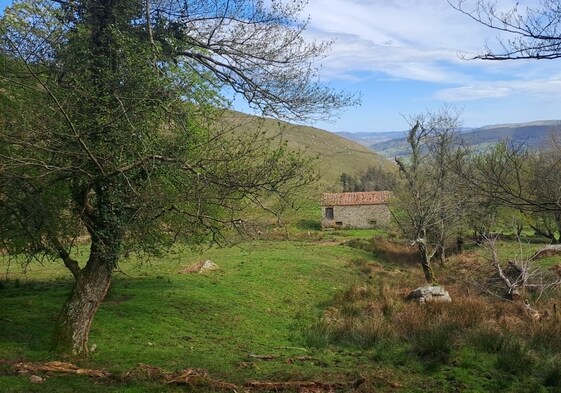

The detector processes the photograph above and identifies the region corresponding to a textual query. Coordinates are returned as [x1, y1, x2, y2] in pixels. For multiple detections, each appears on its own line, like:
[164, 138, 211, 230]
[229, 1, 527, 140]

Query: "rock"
[199, 260, 219, 272]
[179, 260, 219, 274]
[29, 375, 44, 384]
[406, 285, 452, 303]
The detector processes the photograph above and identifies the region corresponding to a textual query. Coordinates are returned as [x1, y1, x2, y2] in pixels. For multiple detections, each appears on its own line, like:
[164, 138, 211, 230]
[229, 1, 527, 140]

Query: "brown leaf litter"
[9, 359, 397, 392]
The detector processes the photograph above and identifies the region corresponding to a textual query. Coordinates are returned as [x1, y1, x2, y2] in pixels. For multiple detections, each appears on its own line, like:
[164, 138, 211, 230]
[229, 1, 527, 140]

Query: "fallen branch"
[531, 245, 561, 260]
[15, 361, 111, 378]
[244, 380, 343, 392]
[248, 354, 279, 361]
[273, 346, 308, 352]
[9, 359, 370, 392]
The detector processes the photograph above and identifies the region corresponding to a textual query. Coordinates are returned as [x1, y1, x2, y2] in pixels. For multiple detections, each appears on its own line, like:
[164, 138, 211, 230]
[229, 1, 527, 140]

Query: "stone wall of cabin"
[321, 204, 391, 229]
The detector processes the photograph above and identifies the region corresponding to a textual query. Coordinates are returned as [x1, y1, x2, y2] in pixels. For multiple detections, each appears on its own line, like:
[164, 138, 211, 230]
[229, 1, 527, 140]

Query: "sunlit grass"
[2, 233, 561, 392]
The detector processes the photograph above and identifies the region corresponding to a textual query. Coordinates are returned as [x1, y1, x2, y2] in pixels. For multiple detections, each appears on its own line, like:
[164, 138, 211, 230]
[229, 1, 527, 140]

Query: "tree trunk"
[555, 212, 561, 244]
[436, 244, 446, 265]
[51, 239, 115, 355]
[456, 237, 464, 254]
[417, 240, 436, 284]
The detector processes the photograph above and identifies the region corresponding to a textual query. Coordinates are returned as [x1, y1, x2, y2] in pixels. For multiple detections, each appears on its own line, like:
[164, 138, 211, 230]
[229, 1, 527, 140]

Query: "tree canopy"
[0, 0, 354, 355]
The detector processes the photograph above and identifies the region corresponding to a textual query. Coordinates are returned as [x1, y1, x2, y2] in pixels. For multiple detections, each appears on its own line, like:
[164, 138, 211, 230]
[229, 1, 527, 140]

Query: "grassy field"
[0, 231, 378, 392]
[2, 227, 561, 392]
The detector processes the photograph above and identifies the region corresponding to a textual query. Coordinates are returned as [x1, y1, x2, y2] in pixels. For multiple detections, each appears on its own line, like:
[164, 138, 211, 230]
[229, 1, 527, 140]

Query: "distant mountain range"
[337, 120, 561, 158]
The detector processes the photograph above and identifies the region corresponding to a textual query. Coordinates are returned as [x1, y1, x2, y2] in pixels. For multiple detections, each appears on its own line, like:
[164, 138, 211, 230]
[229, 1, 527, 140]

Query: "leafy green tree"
[0, 0, 355, 355]
[339, 172, 359, 192]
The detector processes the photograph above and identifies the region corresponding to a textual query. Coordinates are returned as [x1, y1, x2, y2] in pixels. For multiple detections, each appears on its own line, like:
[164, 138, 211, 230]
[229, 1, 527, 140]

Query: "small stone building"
[321, 191, 391, 229]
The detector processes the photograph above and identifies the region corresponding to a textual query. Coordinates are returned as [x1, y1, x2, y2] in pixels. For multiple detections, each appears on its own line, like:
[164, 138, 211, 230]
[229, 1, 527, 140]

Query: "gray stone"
[406, 285, 452, 303]
[179, 260, 219, 274]
[29, 375, 44, 384]
[199, 260, 219, 272]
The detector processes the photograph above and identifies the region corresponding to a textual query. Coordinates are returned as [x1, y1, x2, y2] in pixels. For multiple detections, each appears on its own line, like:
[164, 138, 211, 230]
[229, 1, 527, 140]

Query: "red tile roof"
[321, 191, 391, 206]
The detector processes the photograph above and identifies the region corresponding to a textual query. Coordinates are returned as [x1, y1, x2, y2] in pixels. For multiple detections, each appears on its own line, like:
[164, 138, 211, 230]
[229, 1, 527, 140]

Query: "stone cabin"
[321, 191, 391, 229]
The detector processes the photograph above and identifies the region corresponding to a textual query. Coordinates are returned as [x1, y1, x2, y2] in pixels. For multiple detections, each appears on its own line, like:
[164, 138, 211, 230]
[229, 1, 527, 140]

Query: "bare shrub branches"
[452, 0, 561, 60]
[479, 233, 561, 301]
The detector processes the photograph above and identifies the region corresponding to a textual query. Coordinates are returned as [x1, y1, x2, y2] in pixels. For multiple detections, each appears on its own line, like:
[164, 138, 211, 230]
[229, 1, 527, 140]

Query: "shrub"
[543, 357, 561, 387]
[495, 337, 535, 376]
[407, 322, 456, 364]
[304, 322, 331, 348]
[529, 317, 561, 353]
[468, 326, 506, 354]
[346, 237, 418, 266]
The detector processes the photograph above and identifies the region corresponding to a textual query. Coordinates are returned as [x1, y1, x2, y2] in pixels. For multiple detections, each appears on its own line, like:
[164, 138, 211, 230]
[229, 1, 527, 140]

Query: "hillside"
[3, 233, 560, 392]
[335, 131, 404, 147]
[362, 120, 561, 158]
[224, 112, 394, 187]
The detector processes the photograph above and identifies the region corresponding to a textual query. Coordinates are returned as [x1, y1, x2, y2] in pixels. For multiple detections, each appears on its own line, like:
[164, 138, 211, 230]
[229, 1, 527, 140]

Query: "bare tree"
[394, 107, 465, 284]
[451, 0, 561, 60]
[478, 233, 561, 302]
[453, 139, 561, 217]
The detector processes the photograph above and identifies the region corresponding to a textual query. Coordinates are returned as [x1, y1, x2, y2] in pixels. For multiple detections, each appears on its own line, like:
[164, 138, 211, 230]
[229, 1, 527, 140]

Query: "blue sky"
[2, 0, 559, 132]
[301, 0, 561, 132]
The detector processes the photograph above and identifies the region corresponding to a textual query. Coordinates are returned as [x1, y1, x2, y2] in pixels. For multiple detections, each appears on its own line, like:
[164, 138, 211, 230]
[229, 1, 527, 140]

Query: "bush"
[543, 357, 561, 387]
[495, 337, 535, 376]
[530, 317, 561, 353]
[468, 326, 506, 354]
[407, 323, 455, 364]
[346, 237, 419, 266]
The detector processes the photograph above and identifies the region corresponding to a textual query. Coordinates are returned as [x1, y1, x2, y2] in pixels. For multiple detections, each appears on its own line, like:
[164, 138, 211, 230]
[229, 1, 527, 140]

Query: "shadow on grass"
[0, 278, 73, 351]
[0, 276, 210, 354]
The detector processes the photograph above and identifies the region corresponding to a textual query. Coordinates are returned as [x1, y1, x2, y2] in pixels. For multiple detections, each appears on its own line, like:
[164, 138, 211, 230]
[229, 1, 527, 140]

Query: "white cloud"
[436, 77, 561, 101]
[295, 0, 561, 130]
[310, 31, 469, 83]
[302, 0, 552, 87]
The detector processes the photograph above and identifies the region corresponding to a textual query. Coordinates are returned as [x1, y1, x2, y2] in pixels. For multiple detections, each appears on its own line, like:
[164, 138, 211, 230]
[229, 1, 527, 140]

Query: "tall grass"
[308, 252, 561, 384]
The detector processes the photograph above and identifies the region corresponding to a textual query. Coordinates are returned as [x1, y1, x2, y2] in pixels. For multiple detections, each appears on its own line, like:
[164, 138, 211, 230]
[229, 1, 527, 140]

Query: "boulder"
[179, 260, 219, 274]
[29, 375, 44, 384]
[406, 285, 451, 303]
[199, 260, 219, 272]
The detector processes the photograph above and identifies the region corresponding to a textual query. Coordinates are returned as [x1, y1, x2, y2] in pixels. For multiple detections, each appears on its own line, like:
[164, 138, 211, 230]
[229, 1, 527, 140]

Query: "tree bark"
[51, 238, 116, 355]
[555, 212, 561, 244]
[417, 240, 436, 284]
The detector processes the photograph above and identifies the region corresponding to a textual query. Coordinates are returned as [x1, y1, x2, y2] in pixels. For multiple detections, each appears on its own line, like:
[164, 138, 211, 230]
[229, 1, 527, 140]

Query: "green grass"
[2, 234, 561, 392]
[0, 240, 376, 390]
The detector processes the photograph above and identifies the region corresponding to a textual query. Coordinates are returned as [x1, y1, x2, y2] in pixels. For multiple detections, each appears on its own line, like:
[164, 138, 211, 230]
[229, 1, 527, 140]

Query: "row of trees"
[391, 0, 561, 286]
[340, 166, 397, 192]
[392, 106, 561, 286]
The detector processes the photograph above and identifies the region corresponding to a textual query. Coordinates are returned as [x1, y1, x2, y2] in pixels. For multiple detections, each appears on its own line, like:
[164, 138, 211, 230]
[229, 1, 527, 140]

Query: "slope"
[223, 111, 394, 187]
